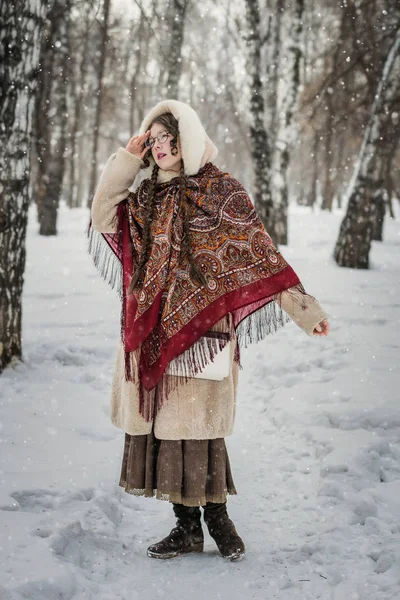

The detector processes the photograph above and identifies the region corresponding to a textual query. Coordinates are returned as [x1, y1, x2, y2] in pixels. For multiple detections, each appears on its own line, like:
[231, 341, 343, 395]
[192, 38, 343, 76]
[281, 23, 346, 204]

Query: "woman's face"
[149, 122, 182, 172]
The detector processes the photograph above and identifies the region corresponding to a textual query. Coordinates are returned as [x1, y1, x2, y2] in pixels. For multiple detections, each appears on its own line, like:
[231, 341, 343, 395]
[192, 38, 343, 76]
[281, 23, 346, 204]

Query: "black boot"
[203, 502, 245, 561]
[147, 503, 204, 559]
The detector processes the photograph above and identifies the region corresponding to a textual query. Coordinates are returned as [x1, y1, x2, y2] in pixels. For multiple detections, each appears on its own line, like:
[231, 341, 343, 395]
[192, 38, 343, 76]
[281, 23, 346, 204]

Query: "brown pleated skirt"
[119, 428, 237, 506]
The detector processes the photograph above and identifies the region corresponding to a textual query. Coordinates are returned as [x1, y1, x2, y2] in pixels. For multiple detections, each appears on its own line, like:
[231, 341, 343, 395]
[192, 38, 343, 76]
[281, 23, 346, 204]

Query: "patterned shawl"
[89, 162, 305, 420]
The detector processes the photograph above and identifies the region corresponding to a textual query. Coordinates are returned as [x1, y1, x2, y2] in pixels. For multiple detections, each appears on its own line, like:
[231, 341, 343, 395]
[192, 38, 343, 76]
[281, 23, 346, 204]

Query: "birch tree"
[34, 0, 71, 235]
[244, 0, 304, 244]
[244, 0, 275, 237]
[334, 29, 400, 269]
[0, 0, 48, 371]
[88, 0, 111, 207]
[270, 0, 304, 243]
[67, 0, 94, 208]
[127, 12, 146, 134]
[163, 0, 190, 98]
[371, 127, 399, 241]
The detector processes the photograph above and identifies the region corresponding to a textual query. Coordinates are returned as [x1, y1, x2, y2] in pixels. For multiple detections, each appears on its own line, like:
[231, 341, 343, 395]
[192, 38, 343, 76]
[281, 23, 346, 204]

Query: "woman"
[89, 99, 330, 562]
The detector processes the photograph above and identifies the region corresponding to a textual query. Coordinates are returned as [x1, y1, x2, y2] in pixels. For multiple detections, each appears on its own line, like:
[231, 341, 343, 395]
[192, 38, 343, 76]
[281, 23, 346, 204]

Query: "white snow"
[0, 202, 399, 600]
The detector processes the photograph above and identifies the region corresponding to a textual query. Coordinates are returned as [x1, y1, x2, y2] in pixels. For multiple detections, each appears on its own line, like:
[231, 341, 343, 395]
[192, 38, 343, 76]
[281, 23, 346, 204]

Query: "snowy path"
[0, 204, 399, 600]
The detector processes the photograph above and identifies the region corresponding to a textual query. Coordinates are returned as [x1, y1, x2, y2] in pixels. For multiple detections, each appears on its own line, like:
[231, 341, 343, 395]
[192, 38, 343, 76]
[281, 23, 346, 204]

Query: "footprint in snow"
[47, 500, 125, 580]
[0, 488, 95, 512]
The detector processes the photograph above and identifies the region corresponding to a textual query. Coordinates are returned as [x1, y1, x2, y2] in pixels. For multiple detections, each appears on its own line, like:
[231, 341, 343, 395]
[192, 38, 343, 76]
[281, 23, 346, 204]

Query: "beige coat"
[91, 146, 329, 440]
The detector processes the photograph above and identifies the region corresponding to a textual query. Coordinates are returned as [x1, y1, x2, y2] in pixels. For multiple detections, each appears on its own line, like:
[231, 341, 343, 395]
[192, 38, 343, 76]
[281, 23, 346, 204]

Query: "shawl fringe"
[124, 329, 236, 422]
[165, 331, 231, 379]
[235, 297, 291, 348]
[87, 224, 123, 299]
[235, 281, 311, 348]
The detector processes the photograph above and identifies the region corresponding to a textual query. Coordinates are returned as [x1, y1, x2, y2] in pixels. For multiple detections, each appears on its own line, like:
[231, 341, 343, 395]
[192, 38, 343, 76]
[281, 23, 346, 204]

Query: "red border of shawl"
[137, 265, 300, 390]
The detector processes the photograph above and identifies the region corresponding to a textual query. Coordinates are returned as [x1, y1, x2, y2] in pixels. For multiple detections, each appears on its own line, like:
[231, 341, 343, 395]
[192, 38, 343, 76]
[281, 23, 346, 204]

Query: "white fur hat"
[138, 99, 218, 177]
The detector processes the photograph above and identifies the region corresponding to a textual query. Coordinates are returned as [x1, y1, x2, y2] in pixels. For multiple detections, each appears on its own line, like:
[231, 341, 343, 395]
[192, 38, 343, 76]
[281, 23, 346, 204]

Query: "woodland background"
[1, 0, 399, 370]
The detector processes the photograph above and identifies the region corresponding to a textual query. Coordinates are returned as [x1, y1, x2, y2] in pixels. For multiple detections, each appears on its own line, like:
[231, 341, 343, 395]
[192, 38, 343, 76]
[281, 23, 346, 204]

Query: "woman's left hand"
[312, 318, 330, 336]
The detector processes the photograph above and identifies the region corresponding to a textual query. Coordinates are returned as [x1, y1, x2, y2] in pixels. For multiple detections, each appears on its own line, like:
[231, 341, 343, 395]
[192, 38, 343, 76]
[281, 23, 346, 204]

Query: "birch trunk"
[88, 0, 111, 208]
[334, 29, 400, 268]
[37, 0, 71, 235]
[321, 91, 335, 211]
[244, 0, 275, 236]
[67, 1, 92, 208]
[128, 14, 145, 134]
[271, 0, 304, 244]
[309, 129, 320, 207]
[0, 0, 47, 371]
[371, 133, 399, 241]
[163, 0, 190, 99]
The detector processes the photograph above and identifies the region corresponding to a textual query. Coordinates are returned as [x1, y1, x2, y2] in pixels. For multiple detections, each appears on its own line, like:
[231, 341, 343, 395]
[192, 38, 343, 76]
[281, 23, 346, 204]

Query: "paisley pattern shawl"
[88, 162, 304, 420]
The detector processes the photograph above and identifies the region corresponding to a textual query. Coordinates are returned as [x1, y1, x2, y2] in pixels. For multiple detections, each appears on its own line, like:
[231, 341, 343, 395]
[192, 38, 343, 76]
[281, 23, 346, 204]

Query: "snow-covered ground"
[0, 202, 399, 600]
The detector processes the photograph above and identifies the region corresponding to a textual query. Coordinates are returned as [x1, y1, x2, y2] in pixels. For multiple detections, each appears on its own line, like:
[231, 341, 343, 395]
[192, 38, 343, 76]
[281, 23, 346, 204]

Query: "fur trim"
[138, 99, 218, 176]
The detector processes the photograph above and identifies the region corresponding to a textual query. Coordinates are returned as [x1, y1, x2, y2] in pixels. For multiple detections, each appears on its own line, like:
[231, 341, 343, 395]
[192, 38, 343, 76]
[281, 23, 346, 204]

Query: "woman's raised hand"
[312, 318, 330, 336]
[125, 130, 151, 160]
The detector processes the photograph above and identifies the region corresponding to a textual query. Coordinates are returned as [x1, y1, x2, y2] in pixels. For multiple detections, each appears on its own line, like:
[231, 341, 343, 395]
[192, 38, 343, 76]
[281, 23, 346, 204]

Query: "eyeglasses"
[144, 130, 172, 149]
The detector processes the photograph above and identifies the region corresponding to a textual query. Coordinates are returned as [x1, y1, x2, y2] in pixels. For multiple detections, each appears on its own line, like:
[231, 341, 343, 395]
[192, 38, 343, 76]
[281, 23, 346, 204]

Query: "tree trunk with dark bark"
[321, 91, 335, 211]
[371, 115, 400, 241]
[163, 0, 190, 99]
[334, 29, 400, 268]
[37, 0, 71, 235]
[88, 0, 111, 208]
[308, 129, 320, 207]
[67, 1, 92, 208]
[244, 0, 275, 238]
[128, 14, 145, 135]
[0, 0, 48, 371]
[271, 0, 304, 244]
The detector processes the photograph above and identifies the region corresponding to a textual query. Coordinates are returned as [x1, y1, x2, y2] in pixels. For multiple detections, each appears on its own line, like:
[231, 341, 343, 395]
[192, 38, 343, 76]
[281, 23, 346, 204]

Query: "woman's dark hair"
[128, 112, 207, 294]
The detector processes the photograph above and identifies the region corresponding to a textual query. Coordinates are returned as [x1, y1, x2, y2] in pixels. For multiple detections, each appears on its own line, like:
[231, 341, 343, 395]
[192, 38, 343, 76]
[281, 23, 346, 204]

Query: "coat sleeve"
[91, 148, 144, 233]
[274, 285, 329, 336]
